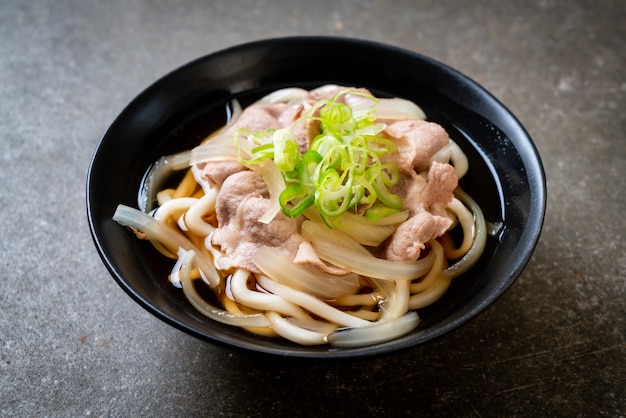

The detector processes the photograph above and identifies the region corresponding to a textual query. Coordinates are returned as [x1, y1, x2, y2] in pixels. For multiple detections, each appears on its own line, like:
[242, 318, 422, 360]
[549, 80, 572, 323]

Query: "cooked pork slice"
[420, 161, 458, 218]
[195, 160, 247, 188]
[382, 120, 450, 171]
[211, 170, 303, 273]
[388, 165, 427, 215]
[385, 211, 452, 262]
[384, 161, 457, 261]
[214, 171, 268, 226]
[224, 102, 316, 153]
[225, 103, 304, 136]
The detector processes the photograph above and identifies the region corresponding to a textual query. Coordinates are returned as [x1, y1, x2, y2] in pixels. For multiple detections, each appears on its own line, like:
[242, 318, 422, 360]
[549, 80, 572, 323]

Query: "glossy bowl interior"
[87, 37, 546, 359]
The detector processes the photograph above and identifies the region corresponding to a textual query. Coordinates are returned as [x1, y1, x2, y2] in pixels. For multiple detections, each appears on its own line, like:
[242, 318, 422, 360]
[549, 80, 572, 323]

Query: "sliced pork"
[195, 160, 247, 188]
[211, 171, 303, 273]
[384, 162, 457, 261]
[382, 119, 450, 172]
[420, 161, 458, 218]
[385, 211, 452, 262]
[224, 102, 304, 136]
[224, 102, 316, 153]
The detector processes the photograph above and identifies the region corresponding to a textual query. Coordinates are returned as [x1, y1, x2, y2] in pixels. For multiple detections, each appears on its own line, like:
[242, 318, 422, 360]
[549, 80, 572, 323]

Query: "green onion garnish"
[236, 89, 403, 224]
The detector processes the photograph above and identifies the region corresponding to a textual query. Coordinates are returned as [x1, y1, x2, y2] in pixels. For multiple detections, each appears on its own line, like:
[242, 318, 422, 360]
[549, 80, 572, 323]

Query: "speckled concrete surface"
[1, 1, 624, 416]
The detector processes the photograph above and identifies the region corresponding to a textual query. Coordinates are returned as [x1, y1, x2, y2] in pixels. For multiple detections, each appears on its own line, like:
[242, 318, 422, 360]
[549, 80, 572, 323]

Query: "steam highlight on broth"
[113, 85, 487, 347]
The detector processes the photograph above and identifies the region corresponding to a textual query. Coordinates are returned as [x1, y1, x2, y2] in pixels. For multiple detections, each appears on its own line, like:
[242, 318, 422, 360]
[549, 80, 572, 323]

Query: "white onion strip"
[113, 204, 221, 288]
[378, 279, 410, 322]
[301, 220, 434, 280]
[257, 88, 309, 105]
[253, 246, 360, 300]
[309, 235, 435, 281]
[143, 151, 192, 212]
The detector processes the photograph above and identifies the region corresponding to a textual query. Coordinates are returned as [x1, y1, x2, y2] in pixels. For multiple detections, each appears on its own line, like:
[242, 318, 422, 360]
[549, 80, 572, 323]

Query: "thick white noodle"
[257, 88, 309, 106]
[410, 240, 445, 293]
[327, 312, 421, 347]
[182, 189, 218, 237]
[256, 275, 370, 329]
[229, 269, 310, 320]
[445, 189, 487, 279]
[153, 197, 198, 223]
[178, 251, 271, 328]
[445, 198, 475, 259]
[376, 98, 427, 121]
[449, 139, 469, 179]
[408, 275, 452, 310]
[265, 311, 328, 346]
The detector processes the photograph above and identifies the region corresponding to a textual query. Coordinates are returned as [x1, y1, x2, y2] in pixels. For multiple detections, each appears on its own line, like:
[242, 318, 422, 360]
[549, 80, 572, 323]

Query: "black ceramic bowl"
[87, 37, 546, 359]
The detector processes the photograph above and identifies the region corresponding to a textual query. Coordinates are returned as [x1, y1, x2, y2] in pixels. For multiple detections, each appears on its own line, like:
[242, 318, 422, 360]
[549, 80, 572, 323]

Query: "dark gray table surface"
[1, 1, 624, 416]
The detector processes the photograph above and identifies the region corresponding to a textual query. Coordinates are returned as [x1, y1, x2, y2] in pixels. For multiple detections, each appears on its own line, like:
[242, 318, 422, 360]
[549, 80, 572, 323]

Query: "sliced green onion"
[272, 128, 300, 172]
[279, 184, 315, 218]
[223, 89, 405, 224]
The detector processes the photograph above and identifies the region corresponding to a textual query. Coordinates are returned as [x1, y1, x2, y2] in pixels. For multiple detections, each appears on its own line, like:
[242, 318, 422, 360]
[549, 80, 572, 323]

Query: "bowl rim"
[87, 36, 546, 359]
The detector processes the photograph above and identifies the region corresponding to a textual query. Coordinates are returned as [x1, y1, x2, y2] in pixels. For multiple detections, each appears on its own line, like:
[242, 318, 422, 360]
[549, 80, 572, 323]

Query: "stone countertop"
[1, 1, 624, 416]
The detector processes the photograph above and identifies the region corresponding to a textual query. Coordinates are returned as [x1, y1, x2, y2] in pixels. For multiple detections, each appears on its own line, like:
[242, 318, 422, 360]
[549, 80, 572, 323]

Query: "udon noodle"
[113, 85, 487, 347]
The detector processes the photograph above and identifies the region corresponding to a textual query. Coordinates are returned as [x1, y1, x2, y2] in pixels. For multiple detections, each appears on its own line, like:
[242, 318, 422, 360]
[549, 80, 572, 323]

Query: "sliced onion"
[332, 212, 399, 246]
[253, 246, 361, 300]
[301, 220, 373, 256]
[378, 279, 410, 321]
[251, 160, 285, 224]
[190, 134, 240, 165]
[141, 150, 192, 212]
[302, 220, 435, 280]
[113, 204, 220, 288]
